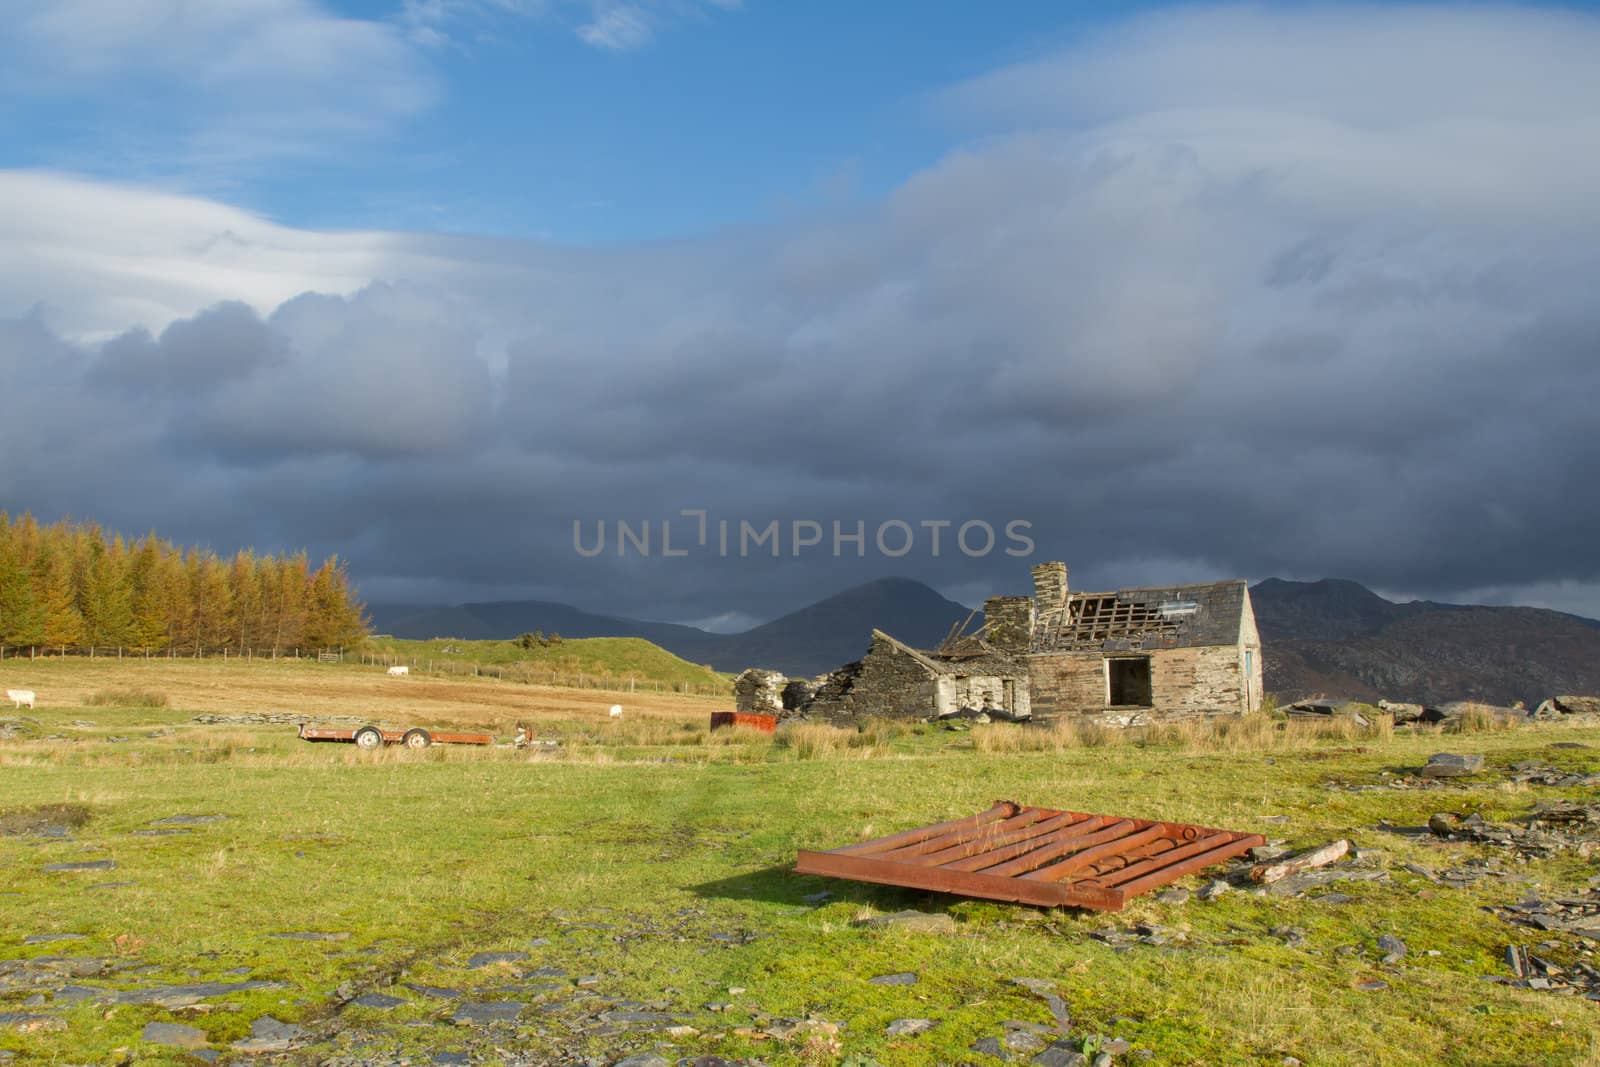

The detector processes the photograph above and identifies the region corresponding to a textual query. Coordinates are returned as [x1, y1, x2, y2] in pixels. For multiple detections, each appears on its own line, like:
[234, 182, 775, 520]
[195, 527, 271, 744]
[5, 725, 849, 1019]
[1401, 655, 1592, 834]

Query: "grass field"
[2, 658, 1598, 1066]
[358, 636, 731, 697]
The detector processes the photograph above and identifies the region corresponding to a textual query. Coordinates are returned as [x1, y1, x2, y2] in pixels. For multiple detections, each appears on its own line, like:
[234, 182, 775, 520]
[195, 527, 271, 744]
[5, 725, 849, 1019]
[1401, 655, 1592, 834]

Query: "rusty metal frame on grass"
[795, 800, 1263, 911]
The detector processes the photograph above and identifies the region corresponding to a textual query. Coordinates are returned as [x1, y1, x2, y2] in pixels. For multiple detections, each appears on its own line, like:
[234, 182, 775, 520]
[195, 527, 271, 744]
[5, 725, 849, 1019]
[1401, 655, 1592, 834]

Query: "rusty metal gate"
[795, 800, 1263, 911]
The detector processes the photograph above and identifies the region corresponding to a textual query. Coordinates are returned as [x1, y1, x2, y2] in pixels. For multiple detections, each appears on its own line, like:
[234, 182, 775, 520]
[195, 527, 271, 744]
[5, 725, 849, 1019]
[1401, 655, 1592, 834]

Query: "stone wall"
[1029, 645, 1248, 722]
[801, 633, 939, 725]
[983, 595, 1035, 654]
[733, 668, 785, 716]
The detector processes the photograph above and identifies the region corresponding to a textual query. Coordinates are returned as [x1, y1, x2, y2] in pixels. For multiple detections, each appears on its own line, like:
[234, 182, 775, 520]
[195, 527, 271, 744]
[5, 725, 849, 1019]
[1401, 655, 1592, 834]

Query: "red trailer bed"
[296, 723, 494, 749]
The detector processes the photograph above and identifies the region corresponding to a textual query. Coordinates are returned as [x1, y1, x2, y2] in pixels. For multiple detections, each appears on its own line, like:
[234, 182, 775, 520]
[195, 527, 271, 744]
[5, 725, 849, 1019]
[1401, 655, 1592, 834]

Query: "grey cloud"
[5, 5, 1600, 622]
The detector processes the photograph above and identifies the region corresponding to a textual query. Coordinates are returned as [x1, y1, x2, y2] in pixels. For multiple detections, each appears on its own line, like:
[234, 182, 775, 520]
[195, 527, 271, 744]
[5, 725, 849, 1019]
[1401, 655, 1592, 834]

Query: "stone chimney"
[1031, 562, 1069, 614]
[984, 596, 1035, 654]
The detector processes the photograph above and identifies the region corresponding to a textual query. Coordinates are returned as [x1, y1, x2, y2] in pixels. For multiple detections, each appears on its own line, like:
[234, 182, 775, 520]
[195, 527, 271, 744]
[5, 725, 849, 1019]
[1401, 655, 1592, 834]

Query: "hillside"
[1252, 579, 1600, 707]
[371, 577, 974, 677]
[360, 635, 728, 692]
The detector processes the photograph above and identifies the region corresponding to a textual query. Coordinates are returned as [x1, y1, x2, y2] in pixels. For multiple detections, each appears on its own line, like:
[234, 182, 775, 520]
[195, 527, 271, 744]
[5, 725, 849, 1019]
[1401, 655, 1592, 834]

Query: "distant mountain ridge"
[370, 577, 974, 677]
[1251, 578, 1600, 707]
[372, 575, 1600, 707]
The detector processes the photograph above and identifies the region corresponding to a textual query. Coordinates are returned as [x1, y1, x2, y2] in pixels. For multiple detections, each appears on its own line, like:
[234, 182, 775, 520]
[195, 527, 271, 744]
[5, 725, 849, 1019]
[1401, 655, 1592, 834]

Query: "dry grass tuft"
[1443, 702, 1518, 735]
[773, 723, 888, 759]
[971, 711, 1394, 755]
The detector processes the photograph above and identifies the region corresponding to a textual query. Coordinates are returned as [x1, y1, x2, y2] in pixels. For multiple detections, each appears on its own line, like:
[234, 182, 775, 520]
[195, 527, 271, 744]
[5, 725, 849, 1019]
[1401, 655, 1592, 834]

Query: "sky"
[2, 0, 1599, 631]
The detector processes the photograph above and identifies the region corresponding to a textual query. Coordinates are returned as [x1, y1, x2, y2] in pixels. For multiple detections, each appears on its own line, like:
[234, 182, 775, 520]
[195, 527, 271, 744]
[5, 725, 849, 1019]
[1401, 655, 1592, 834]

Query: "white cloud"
[577, 4, 656, 51]
[2, 0, 434, 167]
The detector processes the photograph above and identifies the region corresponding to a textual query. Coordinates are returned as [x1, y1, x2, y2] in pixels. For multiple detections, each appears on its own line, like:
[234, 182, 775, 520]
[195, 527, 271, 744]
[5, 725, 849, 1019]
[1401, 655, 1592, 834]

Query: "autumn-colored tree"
[304, 556, 368, 650]
[0, 521, 46, 647]
[80, 538, 134, 647]
[34, 542, 84, 648]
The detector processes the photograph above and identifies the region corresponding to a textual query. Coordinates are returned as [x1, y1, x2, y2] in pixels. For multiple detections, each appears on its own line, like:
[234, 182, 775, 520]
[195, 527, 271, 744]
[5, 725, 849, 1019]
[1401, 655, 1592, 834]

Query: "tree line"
[0, 512, 369, 654]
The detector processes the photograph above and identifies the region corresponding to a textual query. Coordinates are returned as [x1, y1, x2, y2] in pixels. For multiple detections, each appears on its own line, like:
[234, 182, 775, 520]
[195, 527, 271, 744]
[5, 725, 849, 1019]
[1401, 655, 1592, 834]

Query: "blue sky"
[2, 1, 1183, 241]
[3, 1, 1600, 623]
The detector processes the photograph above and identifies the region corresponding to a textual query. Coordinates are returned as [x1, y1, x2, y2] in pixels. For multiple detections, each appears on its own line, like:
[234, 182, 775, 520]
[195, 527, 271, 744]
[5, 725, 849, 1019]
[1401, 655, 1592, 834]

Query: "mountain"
[1251, 579, 1600, 707]
[369, 577, 974, 677]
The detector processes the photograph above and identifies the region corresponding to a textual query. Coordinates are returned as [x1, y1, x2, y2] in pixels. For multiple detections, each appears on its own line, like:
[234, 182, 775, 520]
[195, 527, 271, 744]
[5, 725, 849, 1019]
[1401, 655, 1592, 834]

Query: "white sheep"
[6, 689, 36, 710]
[387, 666, 409, 677]
[608, 704, 623, 719]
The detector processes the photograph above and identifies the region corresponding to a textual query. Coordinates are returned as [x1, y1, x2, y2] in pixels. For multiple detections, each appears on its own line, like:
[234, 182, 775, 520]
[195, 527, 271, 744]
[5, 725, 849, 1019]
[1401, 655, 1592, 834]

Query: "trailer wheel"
[402, 728, 432, 750]
[354, 726, 384, 750]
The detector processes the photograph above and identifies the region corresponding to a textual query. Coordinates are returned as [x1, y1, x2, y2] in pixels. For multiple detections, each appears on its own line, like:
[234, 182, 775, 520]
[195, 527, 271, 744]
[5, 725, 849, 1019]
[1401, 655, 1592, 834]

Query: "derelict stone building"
[800, 629, 1030, 725]
[985, 562, 1264, 724]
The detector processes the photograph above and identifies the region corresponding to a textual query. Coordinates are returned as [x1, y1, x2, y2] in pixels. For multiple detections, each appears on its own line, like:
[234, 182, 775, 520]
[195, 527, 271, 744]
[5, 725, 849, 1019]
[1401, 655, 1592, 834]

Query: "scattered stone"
[1012, 977, 1056, 995]
[612, 1055, 671, 1067]
[351, 993, 403, 1009]
[1251, 840, 1349, 884]
[466, 950, 529, 968]
[141, 1021, 208, 1048]
[1197, 879, 1230, 901]
[1353, 979, 1389, 992]
[886, 1017, 935, 1037]
[230, 1015, 305, 1053]
[1004, 1029, 1049, 1054]
[802, 891, 833, 904]
[852, 910, 956, 934]
[452, 1000, 524, 1026]
[22, 934, 86, 944]
[1311, 892, 1353, 905]
[0, 1012, 64, 1034]
[405, 983, 463, 999]
[1032, 1040, 1088, 1067]
[970, 1036, 1008, 1060]
[869, 972, 918, 986]
[432, 1054, 470, 1066]
[271, 931, 350, 942]
[41, 859, 115, 872]
[1092, 1054, 1114, 1067]
[1420, 753, 1485, 778]
[1378, 934, 1408, 964]
[106, 980, 283, 1007]
[1155, 887, 1190, 905]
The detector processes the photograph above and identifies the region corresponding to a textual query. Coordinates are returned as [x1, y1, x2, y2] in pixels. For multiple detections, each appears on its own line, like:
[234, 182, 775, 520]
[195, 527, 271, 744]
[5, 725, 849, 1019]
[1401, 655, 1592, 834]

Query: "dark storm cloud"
[4, 5, 1600, 622]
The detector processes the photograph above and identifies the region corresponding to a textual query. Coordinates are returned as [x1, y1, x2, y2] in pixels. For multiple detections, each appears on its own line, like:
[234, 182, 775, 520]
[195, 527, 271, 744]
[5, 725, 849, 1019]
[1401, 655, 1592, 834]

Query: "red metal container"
[709, 711, 777, 733]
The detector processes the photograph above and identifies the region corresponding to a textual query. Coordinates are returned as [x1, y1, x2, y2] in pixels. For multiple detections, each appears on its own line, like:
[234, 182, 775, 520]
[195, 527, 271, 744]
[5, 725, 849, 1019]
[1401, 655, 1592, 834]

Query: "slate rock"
[1033, 1041, 1088, 1067]
[869, 972, 918, 986]
[270, 930, 350, 942]
[230, 1015, 304, 1053]
[1421, 753, 1485, 778]
[0, 1012, 66, 1034]
[1154, 887, 1190, 905]
[1353, 979, 1389, 992]
[352, 992, 404, 1009]
[1004, 1029, 1049, 1054]
[405, 983, 463, 999]
[467, 950, 529, 969]
[106, 980, 281, 1007]
[611, 1055, 671, 1067]
[432, 1054, 471, 1066]
[970, 1036, 1009, 1060]
[1197, 879, 1230, 901]
[851, 910, 956, 934]
[452, 1000, 524, 1025]
[42, 859, 115, 872]
[142, 1021, 208, 1048]
[22, 933, 86, 944]
[1377, 934, 1408, 964]
[886, 1017, 935, 1037]
[1092, 1055, 1114, 1067]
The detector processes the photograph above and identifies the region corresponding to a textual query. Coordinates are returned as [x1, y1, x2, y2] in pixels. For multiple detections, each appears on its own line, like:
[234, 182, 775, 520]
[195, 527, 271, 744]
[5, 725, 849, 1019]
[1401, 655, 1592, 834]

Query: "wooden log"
[1250, 839, 1349, 884]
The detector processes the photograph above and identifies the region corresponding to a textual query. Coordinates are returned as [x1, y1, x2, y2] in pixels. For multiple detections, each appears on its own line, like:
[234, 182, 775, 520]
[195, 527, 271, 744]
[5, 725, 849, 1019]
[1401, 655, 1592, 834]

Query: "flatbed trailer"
[296, 723, 495, 750]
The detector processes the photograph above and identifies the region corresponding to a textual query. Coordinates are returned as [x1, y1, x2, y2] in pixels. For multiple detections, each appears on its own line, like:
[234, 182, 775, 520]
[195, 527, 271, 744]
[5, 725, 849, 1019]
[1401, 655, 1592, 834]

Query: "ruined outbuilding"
[750, 561, 1262, 729]
[800, 629, 1030, 726]
[991, 562, 1263, 725]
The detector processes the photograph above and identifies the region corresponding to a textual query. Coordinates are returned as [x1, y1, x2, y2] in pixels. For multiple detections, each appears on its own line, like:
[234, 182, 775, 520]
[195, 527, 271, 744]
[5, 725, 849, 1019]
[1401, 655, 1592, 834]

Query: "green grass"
[3, 672, 1599, 1065]
[360, 634, 731, 694]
